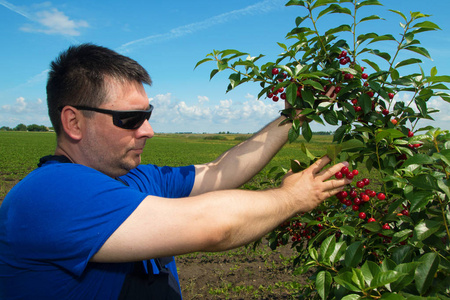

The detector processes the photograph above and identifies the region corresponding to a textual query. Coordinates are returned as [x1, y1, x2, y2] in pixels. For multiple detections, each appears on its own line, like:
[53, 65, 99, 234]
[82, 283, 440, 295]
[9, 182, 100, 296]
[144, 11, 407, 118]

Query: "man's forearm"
[191, 116, 293, 195]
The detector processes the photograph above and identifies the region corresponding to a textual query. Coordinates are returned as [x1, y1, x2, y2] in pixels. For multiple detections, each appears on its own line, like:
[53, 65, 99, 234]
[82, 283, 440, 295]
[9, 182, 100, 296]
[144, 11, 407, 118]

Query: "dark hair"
[46, 43, 152, 135]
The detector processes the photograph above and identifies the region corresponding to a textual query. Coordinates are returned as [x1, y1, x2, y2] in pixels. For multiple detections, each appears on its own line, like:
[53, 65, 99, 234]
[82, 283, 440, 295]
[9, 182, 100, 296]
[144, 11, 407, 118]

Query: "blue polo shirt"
[0, 156, 195, 299]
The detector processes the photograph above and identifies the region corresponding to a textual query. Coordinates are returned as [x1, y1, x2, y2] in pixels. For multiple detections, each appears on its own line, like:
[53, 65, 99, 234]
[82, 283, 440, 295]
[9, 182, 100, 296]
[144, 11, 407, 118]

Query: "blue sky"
[1, 0, 449, 134]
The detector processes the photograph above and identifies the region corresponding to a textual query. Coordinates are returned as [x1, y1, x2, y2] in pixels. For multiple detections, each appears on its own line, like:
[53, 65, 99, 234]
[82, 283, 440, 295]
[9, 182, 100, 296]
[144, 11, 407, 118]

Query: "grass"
[0, 131, 336, 200]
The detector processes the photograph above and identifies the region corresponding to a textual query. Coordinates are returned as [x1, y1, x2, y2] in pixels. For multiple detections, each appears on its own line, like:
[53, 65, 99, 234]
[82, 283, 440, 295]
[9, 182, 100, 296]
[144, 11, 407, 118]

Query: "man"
[0, 43, 350, 299]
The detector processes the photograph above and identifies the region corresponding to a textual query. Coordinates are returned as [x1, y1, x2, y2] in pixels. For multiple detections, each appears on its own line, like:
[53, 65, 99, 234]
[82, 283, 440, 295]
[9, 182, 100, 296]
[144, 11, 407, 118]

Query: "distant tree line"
[0, 124, 53, 132]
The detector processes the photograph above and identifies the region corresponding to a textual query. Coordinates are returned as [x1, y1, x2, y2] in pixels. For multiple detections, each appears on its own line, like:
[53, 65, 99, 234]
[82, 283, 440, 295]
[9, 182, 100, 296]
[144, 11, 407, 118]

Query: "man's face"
[81, 79, 154, 177]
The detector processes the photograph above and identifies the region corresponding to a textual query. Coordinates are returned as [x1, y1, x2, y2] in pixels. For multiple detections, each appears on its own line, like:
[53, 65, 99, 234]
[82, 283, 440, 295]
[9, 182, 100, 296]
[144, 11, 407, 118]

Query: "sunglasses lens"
[116, 111, 151, 129]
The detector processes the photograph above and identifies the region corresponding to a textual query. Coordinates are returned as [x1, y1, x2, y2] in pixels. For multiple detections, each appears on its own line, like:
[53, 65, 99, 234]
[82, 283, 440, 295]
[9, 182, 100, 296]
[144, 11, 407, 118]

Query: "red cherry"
[280, 93, 286, 100]
[362, 194, 370, 202]
[335, 171, 343, 179]
[352, 169, 359, 176]
[340, 50, 347, 57]
[341, 166, 350, 175]
[351, 99, 358, 105]
[414, 143, 422, 148]
[272, 68, 279, 75]
[401, 209, 410, 216]
[267, 92, 274, 98]
[407, 130, 414, 137]
[354, 106, 362, 112]
[361, 66, 365, 72]
[346, 172, 354, 180]
[339, 58, 347, 65]
[362, 178, 370, 186]
[367, 91, 374, 97]
[382, 109, 389, 115]
[362, 73, 369, 79]
[356, 181, 365, 188]
[349, 190, 358, 198]
[344, 199, 352, 206]
[277, 87, 284, 94]
[352, 205, 360, 211]
[377, 193, 386, 200]
[388, 93, 395, 99]
[359, 212, 367, 219]
[382, 223, 390, 230]
[353, 197, 362, 205]
[368, 217, 376, 223]
[391, 119, 398, 125]
[344, 73, 354, 80]
[335, 86, 341, 93]
[272, 96, 279, 102]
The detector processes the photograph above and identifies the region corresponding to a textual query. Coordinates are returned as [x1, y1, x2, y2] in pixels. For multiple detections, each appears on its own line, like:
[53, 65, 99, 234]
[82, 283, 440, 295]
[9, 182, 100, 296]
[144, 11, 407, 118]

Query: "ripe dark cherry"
[377, 193, 386, 200]
[359, 212, 367, 219]
[335, 171, 343, 179]
[272, 68, 279, 75]
[341, 166, 350, 175]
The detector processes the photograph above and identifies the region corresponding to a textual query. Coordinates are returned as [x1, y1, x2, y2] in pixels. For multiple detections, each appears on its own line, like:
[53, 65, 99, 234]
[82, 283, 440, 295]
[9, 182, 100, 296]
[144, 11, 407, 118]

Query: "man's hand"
[279, 155, 351, 213]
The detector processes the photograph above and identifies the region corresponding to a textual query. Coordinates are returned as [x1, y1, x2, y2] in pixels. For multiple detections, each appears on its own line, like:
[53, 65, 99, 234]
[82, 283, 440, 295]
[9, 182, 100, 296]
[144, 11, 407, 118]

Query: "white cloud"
[148, 92, 283, 133]
[1, 97, 46, 114]
[1, 0, 88, 37]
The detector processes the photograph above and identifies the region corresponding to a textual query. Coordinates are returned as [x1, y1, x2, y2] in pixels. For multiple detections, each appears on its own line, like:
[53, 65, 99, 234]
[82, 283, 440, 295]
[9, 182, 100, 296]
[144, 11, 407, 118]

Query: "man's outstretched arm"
[91, 156, 351, 263]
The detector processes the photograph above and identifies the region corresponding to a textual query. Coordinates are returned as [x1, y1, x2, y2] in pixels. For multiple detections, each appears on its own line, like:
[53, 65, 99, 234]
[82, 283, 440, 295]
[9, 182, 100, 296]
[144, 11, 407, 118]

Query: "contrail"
[0, 0, 33, 19]
[117, 0, 285, 53]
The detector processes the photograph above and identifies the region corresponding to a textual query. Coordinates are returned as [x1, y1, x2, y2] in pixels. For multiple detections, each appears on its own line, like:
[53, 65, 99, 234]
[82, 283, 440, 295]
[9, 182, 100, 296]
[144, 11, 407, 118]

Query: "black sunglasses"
[60, 105, 154, 129]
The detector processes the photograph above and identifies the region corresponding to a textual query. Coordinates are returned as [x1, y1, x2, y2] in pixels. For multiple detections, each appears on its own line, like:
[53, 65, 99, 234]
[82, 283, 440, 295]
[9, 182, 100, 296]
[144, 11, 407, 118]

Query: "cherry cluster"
[334, 166, 386, 219]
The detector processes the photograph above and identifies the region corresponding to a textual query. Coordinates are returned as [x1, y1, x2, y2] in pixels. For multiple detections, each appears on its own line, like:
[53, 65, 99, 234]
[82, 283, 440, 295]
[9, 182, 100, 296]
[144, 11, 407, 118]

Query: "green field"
[0, 131, 333, 200]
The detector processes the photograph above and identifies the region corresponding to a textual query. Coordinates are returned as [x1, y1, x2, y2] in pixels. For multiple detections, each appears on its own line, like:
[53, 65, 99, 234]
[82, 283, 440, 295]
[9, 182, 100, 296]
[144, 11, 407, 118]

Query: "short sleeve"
[5, 163, 146, 276]
[119, 164, 195, 198]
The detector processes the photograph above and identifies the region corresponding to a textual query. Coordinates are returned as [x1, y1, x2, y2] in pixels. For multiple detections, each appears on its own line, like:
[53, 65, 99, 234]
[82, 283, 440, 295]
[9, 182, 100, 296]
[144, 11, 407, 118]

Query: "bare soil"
[177, 241, 308, 300]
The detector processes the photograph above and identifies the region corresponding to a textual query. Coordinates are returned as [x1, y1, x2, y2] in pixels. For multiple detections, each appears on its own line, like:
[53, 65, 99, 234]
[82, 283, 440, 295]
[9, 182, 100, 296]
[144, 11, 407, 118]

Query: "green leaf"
[413, 21, 441, 30]
[286, 83, 298, 106]
[340, 225, 356, 237]
[323, 110, 338, 125]
[404, 46, 432, 60]
[228, 72, 241, 89]
[303, 79, 325, 91]
[352, 268, 366, 290]
[311, 0, 338, 10]
[390, 262, 419, 291]
[334, 272, 362, 292]
[406, 190, 433, 212]
[415, 252, 440, 295]
[356, 0, 382, 9]
[395, 58, 422, 68]
[319, 235, 336, 264]
[389, 9, 407, 21]
[359, 93, 372, 115]
[194, 57, 213, 69]
[369, 49, 391, 61]
[401, 153, 435, 167]
[326, 144, 341, 161]
[414, 219, 441, 241]
[295, 15, 309, 27]
[330, 241, 347, 264]
[210, 69, 219, 80]
[341, 139, 364, 151]
[316, 271, 332, 300]
[361, 58, 380, 72]
[361, 260, 380, 286]
[430, 66, 438, 77]
[371, 270, 403, 289]
[301, 89, 315, 107]
[325, 24, 352, 36]
[368, 34, 396, 44]
[359, 15, 384, 22]
[426, 75, 450, 83]
[302, 121, 313, 142]
[375, 129, 405, 143]
[345, 241, 363, 268]
[290, 159, 303, 173]
[409, 174, 439, 190]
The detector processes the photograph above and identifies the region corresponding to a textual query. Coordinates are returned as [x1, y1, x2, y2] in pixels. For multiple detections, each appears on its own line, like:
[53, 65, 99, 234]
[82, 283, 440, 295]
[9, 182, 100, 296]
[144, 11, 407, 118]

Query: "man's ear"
[60, 106, 84, 141]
